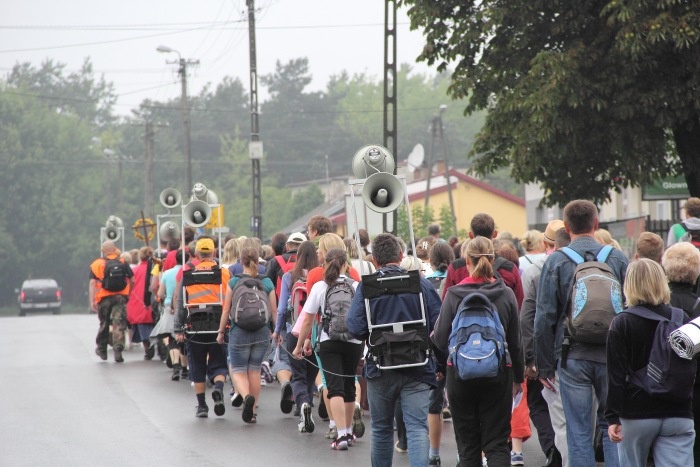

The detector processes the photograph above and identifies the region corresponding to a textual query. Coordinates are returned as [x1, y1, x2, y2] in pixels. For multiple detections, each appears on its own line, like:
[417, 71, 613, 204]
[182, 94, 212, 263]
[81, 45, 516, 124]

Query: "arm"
[534, 258, 561, 381]
[217, 285, 234, 345]
[274, 273, 292, 336]
[157, 276, 166, 302]
[441, 263, 457, 300]
[89, 278, 98, 312]
[268, 288, 278, 329]
[433, 291, 458, 352]
[504, 290, 525, 384]
[346, 283, 369, 341]
[520, 269, 539, 371]
[265, 257, 280, 282]
[604, 321, 628, 428]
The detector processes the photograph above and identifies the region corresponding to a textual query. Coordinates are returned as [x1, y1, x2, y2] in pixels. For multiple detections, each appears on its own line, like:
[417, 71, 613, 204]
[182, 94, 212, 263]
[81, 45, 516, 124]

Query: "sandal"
[242, 395, 256, 423]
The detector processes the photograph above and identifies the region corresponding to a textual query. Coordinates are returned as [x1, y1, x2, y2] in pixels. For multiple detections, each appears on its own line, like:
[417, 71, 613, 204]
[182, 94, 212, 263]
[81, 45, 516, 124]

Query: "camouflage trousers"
[96, 295, 128, 352]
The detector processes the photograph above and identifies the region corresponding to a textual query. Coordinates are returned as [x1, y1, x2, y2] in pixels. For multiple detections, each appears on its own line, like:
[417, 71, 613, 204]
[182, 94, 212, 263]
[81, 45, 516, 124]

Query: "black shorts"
[185, 340, 228, 383]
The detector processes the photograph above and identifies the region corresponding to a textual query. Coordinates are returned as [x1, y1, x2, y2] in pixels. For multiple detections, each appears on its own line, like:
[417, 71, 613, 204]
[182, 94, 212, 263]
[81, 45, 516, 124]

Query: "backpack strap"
[595, 245, 614, 263]
[560, 247, 584, 264]
[673, 223, 688, 240]
[623, 305, 684, 327]
[691, 297, 700, 315]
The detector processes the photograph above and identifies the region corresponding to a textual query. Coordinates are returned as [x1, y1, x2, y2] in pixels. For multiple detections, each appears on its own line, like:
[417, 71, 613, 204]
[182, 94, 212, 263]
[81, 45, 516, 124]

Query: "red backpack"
[287, 274, 308, 326]
[275, 254, 297, 298]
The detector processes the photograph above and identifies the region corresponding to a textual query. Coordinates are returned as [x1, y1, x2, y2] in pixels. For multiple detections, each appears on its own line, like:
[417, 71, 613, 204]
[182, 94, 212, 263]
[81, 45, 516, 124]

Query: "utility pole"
[247, 0, 263, 239]
[424, 105, 457, 231]
[383, 0, 398, 235]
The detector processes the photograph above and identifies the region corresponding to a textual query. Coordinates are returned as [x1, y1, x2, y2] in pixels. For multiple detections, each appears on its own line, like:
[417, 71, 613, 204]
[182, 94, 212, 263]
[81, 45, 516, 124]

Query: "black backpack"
[102, 258, 128, 292]
[622, 305, 695, 402]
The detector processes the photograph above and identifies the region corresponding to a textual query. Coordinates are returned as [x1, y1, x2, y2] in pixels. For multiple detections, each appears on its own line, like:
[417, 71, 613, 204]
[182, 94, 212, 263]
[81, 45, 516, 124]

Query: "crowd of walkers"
[87, 199, 700, 466]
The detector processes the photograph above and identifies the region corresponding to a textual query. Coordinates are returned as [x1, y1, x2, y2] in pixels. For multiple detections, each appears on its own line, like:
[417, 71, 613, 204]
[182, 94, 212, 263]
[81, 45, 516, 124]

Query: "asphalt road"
[0, 314, 548, 466]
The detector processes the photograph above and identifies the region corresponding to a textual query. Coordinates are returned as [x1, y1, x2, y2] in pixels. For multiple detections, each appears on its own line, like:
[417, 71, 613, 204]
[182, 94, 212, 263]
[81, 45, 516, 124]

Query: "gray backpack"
[321, 278, 355, 341]
[561, 245, 623, 344]
[230, 275, 270, 331]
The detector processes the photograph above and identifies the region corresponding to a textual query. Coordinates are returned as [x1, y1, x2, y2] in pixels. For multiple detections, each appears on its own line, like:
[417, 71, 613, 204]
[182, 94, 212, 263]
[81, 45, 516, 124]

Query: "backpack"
[321, 278, 356, 341]
[622, 305, 695, 402]
[287, 274, 308, 326]
[561, 245, 623, 344]
[448, 292, 508, 381]
[102, 257, 128, 292]
[230, 275, 270, 331]
[274, 253, 297, 298]
[673, 223, 700, 249]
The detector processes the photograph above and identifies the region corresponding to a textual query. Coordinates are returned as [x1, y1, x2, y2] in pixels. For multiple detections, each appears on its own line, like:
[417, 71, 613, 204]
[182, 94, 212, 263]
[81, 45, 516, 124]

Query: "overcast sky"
[0, 0, 431, 114]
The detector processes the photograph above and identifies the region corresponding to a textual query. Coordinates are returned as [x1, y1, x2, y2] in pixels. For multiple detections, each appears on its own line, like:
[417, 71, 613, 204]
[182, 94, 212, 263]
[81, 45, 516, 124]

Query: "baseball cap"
[543, 220, 565, 244]
[195, 238, 215, 253]
[287, 232, 307, 244]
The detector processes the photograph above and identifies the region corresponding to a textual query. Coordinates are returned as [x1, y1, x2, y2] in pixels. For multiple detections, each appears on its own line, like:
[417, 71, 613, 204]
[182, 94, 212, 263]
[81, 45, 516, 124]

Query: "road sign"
[206, 204, 224, 229]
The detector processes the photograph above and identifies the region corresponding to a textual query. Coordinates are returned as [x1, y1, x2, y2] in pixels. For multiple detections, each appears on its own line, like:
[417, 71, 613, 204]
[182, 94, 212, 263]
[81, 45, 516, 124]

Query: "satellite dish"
[406, 144, 425, 173]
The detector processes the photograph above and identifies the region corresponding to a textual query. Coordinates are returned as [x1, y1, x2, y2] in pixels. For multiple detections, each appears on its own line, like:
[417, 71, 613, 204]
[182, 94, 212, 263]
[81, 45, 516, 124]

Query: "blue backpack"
[448, 292, 508, 381]
[622, 305, 695, 402]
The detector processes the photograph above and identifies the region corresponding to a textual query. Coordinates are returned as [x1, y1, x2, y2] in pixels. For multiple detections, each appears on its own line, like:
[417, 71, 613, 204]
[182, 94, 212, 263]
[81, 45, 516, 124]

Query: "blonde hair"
[662, 242, 700, 285]
[400, 255, 422, 272]
[624, 258, 670, 307]
[318, 233, 346, 256]
[222, 238, 240, 265]
[520, 230, 545, 253]
[594, 229, 621, 250]
[120, 252, 132, 264]
[466, 236, 495, 280]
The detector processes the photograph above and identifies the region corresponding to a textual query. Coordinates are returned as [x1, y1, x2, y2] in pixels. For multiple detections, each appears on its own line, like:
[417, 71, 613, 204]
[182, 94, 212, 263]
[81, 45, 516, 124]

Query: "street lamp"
[157, 45, 199, 192]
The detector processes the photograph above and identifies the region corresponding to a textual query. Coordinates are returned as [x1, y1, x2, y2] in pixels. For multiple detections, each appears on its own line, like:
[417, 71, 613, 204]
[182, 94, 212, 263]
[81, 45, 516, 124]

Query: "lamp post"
[157, 45, 199, 192]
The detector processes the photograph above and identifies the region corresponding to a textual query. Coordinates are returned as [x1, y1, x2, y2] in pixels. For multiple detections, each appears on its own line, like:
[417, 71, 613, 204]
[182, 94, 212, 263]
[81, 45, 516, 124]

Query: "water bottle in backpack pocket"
[448, 292, 508, 381]
[230, 275, 270, 331]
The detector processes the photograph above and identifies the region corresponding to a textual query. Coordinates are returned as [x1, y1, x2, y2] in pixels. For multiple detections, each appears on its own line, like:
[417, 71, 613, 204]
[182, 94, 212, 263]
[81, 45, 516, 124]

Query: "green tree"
[402, 0, 700, 206]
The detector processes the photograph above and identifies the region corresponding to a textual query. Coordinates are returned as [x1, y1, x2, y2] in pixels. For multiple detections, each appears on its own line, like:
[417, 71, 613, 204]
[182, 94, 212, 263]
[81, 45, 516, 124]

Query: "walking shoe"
[171, 366, 181, 381]
[395, 440, 408, 453]
[544, 446, 563, 467]
[280, 381, 294, 414]
[318, 388, 329, 421]
[114, 349, 124, 363]
[261, 361, 274, 384]
[144, 344, 155, 360]
[352, 403, 365, 438]
[510, 451, 524, 466]
[345, 433, 356, 447]
[298, 402, 315, 433]
[325, 426, 338, 439]
[157, 341, 168, 361]
[429, 455, 441, 466]
[212, 388, 226, 416]
[180, 367, 189, 380]
[330, 436, 348, 451]
[294, 403, 301, 417]
[95, 347, 107, 361]
[230, 391, 243, 407]
[242, 395, 256, 423]
[195, 405, 209, 418]
[442, 406, 452, 420]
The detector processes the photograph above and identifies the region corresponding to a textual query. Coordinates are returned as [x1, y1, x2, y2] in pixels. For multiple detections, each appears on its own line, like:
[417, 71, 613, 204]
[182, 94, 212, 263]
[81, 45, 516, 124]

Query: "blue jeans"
[367, 372, 430, 467]
[559, 359, 619, 467]
[618, 417, 694, 467]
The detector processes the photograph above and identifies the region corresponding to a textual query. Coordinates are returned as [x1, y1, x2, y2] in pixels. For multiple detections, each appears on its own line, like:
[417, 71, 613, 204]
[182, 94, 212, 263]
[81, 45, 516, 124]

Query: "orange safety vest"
[182, 260, 230, 309]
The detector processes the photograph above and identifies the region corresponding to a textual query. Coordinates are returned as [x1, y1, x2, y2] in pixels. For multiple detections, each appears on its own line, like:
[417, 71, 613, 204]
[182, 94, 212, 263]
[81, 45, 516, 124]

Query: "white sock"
[329, 420, 336, 429]
[337, 428, 348, 438]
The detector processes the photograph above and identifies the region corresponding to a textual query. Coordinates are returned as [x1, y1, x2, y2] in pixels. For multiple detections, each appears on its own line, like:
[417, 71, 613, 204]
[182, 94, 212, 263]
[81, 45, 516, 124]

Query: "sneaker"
[144, 344, 155, 360]
[171, 367, 181, 381]
[95, 347, 107, 361]
[280, 381, 294, 414]
[260, 376, 267, 386]
[395, 441, 408, 453]
[261, 361, 274, 384]
[325, 426, 338, 439]
[318, 388, 329, 421]
[195, 405, 209, 418]
[298, 402, 315, 433]
[114, 350, 124, 363]
[242, 395, 256, 423]
[442, 406, 452, 420]
[429, 455, 441, 466]
[294, 404, 301, 417]
[510, 451, 524, 466]
[352, 403, 365, 438]
[330, 436, 348, 451]
[212, 388, 226, 416]
[345, 433, 356, 447]
[231, 391, 243, 408]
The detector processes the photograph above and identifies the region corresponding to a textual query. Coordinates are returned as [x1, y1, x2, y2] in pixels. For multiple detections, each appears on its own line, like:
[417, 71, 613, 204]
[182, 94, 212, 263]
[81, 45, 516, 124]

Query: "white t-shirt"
[302, 274, 361, 344]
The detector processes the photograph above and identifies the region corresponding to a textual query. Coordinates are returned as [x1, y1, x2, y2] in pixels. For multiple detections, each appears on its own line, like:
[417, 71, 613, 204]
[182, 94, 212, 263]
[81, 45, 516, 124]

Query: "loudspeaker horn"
[159, 188, 182, 210]
[105, 215, 123, 228]
[362, 172, 404, 213]
[183, 200, 212, 227]
[191, 183, 218, 205]
[104, 225, 121, 242]
[159, 221, 181, 241]
[352, 144, 396, 179]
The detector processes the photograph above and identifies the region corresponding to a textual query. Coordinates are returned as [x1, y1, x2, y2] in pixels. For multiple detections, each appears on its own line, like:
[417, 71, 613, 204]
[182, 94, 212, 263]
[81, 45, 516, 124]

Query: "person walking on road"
[90, 240, 134, 363]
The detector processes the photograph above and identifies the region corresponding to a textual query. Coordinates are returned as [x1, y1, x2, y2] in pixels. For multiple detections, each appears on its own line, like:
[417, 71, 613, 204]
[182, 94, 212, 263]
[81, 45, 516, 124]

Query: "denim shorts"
[228, 325, 271, 373]
[428, 375, 447, 414]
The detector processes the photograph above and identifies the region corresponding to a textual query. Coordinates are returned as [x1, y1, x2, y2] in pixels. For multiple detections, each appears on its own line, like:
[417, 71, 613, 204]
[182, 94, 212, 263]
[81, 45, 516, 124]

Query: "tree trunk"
[673, 114, 700, 197]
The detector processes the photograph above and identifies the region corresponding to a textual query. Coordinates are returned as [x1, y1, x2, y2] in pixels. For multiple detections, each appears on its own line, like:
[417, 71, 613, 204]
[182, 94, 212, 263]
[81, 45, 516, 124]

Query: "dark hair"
[290, 241, 318, 285]
[167, 237, 181, 251]
[496, 243, 519, 264]
[428, 224, 441, 236]
[270, 232, 287, 256]
[175, 249, 188, 265]
[324, 248, 348, 286]
[358, 229, 370, 247]
[453, 241, 463, 259]
[372, 233, 402, 267]
[555, 228, 571, 248]
[183, 226, 196, 244]
[563, 200, 598, 235]
[239, 246, 260, 277]
[470, 213, 496, 238]
[308, 215, 333, 236]
[429, 242, 455, 273]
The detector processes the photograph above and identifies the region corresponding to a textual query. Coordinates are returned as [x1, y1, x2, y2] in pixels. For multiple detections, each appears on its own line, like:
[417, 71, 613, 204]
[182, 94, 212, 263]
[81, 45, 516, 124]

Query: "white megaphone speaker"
[191, 183, 218, 204]
[104, 225, 121, 242]
[159, 188, 182, 210]
[352, 145, 396, 179]
[362, 172, 404, 213]
[159, 221, 181, 241]
[183, 200, 212, 227]
[105, 215, 123, 228]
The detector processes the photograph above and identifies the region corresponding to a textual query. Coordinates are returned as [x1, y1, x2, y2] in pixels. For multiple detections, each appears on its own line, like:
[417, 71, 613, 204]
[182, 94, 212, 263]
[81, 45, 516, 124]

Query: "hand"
[90, 302, 98, 313]
[175, 333, 184, 343]
[435, 371, 445, 382]
[513, 382, 524, 398]
[292, 346, 303, 360]
[525, 365, 539, 379]
[272, 333, 282, 346]
[216, 331, 225, 345]
[303, 339, 312, 356]
[539, 376, 556, 393]
[608, 423, 623, 443]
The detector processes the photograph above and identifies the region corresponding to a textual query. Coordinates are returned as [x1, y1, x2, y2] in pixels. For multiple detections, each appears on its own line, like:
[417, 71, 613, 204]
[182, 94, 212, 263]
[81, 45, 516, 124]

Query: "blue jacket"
[533, 236, 628, 379]
[346, 265, 442, 387]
